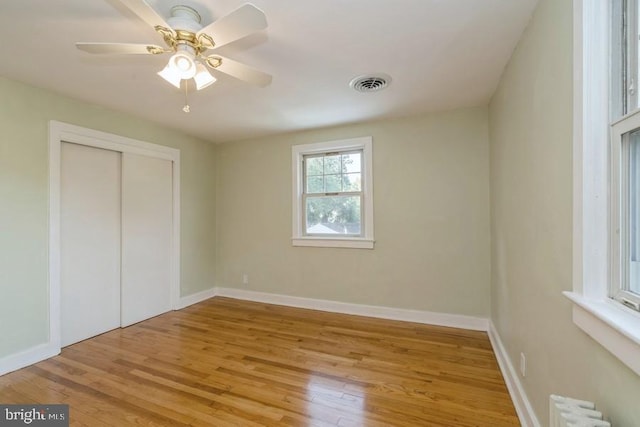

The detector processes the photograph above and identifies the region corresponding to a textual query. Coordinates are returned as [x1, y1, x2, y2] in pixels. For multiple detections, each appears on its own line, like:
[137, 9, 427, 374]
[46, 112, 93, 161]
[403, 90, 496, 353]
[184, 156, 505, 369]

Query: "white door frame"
[48, 120, 181, 351]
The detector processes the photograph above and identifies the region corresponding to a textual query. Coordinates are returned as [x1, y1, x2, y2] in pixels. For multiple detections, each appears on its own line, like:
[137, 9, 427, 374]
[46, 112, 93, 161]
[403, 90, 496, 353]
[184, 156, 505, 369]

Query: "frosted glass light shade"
[194, 63, 216, 90]
[168, 50, 196, 79]
[157, 65, 181, 89]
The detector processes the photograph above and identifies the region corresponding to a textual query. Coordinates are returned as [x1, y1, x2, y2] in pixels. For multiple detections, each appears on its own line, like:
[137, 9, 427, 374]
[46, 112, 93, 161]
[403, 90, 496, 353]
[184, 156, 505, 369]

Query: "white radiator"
[549, 395, 611, 427]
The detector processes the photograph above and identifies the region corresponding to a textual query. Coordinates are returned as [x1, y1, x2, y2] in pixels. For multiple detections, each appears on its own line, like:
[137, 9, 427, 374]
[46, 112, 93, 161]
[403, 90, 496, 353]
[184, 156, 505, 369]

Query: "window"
[292, 137, 374, 249]
[304, 151, 363, 236]
[611, 0, 640, 312]
[569, 0, 640, 376]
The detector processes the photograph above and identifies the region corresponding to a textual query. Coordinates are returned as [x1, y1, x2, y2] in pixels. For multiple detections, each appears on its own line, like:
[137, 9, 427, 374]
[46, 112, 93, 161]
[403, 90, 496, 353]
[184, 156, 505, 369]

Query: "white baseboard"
[0, 288, 216, 376]
[488, 321, 540, 427]
[0, 341, 60, 376]
[176, 287, 216, 309]
[214, 287, 489, 331]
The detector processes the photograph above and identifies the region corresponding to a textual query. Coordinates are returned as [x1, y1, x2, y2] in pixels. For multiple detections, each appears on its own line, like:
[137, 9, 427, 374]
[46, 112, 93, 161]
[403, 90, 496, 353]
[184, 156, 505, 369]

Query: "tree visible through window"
[303, 151, 362, 236]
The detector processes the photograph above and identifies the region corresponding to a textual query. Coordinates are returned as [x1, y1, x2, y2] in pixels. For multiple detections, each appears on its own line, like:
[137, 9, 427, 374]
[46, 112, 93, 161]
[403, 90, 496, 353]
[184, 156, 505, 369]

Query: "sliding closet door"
[121, 153, 173, 327]
[60, 143, 121, 346]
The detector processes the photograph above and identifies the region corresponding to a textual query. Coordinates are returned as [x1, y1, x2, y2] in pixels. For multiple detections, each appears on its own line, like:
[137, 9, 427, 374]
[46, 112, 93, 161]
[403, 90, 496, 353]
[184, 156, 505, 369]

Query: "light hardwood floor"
[0, 297, 519, 426]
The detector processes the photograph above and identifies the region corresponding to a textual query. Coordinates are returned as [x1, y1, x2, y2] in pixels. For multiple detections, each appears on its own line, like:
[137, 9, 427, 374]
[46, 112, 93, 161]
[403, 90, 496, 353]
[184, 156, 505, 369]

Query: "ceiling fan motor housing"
[167, 5, 202, 33]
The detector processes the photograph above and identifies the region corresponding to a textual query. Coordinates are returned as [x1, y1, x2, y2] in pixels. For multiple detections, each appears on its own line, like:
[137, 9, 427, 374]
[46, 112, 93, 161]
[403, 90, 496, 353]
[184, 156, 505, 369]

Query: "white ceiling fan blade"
[76, 42, 165, 55]
[115, 0, 175, 35]
[209, 55, 272, 87]
[198, 4, 267, 50]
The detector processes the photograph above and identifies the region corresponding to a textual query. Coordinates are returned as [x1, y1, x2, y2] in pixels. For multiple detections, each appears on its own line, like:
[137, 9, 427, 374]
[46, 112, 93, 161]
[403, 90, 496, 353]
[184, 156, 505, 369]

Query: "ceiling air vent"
[349, 74, 391, 93]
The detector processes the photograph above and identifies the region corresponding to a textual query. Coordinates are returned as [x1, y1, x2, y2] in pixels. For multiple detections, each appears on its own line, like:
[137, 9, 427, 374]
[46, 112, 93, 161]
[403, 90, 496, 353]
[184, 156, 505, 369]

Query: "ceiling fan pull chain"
[183, 80, 190, 113]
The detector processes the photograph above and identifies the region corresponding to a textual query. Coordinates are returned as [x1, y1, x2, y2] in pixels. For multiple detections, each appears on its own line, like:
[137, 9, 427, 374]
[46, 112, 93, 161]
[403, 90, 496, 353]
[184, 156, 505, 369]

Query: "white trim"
[0, 342, 59, 376]
[214, 287, 488, 331]
[292, 237, 374, 249]
[51, 122, 179, 160]
[48, 120, 181, 355]
[488, 322, 541, 427]
[564, 291, 640, 376]
[177, 288, 217, 309]
[48, 124, 62, 352]
[570, 0, 640, 377]
[573, 0, 610, 300]
[291, 137, 374, 249]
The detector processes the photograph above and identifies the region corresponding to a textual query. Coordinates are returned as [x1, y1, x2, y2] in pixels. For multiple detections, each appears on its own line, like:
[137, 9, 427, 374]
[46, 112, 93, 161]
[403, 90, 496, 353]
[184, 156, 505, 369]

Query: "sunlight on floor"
[306, 377, 366, 426]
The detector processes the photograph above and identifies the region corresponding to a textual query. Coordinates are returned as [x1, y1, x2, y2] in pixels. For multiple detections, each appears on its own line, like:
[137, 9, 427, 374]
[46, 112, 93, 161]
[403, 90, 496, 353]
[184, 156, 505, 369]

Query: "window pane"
[324, 155, 341, 174]
[306, 157, 324, 176]
[306, 176, 324, 194]
[342, 153, 361, 173]
[325, 174, 341, 192]
[343, 173, 361, 191]
[305, 195, 361, 235]
[630, 130, 640, 294]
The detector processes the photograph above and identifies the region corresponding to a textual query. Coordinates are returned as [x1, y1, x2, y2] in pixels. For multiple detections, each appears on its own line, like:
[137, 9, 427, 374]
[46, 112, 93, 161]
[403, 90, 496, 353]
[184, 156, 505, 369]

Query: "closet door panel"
[60, 143, 121, 346]
[121, 153, 173, 326]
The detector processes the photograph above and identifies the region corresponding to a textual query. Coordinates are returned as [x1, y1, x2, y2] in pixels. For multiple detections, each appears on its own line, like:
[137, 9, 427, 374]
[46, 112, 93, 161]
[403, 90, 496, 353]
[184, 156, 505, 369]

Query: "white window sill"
[292, 237, 374, 249]
[564, 291, 640, 376]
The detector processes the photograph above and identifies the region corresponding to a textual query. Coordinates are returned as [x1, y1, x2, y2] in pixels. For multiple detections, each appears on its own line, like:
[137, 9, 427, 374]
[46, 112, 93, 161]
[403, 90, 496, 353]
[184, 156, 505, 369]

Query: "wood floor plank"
[0, 297, 519, 426]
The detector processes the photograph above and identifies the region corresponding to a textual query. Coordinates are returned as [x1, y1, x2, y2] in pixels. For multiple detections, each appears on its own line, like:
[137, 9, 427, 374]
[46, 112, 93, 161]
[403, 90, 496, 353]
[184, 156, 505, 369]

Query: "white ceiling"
[0, 0, 537, 143]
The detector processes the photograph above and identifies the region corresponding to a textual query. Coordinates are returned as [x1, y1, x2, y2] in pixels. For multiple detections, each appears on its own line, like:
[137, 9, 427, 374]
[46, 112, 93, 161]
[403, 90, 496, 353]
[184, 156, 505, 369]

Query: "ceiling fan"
[76, 0, 271, 107]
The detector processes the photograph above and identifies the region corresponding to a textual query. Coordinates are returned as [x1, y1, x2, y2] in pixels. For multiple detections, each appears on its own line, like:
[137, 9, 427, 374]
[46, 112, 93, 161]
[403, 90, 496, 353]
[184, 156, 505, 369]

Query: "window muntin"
[303, 150, 363, 236]
[304, 152, 362, 193]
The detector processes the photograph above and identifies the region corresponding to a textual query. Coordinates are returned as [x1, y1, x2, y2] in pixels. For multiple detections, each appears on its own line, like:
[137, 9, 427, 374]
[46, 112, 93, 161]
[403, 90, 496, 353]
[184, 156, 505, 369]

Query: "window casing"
[292, 137, 374, 249]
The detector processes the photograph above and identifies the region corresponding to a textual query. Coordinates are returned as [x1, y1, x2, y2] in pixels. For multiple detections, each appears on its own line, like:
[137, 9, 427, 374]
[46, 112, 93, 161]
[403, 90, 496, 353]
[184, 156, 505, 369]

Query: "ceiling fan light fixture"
[168, 45, 197, 79]
[75, 1, 272, 106]
[157, 64, 182, 89]
[194, 63, 216, 90]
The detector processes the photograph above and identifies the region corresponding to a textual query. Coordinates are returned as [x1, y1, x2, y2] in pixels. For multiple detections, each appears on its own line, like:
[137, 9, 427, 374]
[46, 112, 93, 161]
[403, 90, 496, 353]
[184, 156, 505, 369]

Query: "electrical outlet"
[520, 352, 526, 377]
[242, 273, 249, 285]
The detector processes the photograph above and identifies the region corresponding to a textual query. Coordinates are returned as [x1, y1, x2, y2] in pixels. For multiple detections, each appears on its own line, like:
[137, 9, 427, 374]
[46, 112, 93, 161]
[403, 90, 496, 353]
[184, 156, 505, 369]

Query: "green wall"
[216, 108, 491, 317]
[489, 0, 640, 424]
[0, 77, 217, 358]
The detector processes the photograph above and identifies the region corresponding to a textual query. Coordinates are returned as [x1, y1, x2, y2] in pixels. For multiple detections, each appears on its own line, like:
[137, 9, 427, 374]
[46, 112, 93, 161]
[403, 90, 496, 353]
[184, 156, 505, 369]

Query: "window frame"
[611, 110, 640, 310]
[292, 137, 374, 249]
[568, 0, 640, 377]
